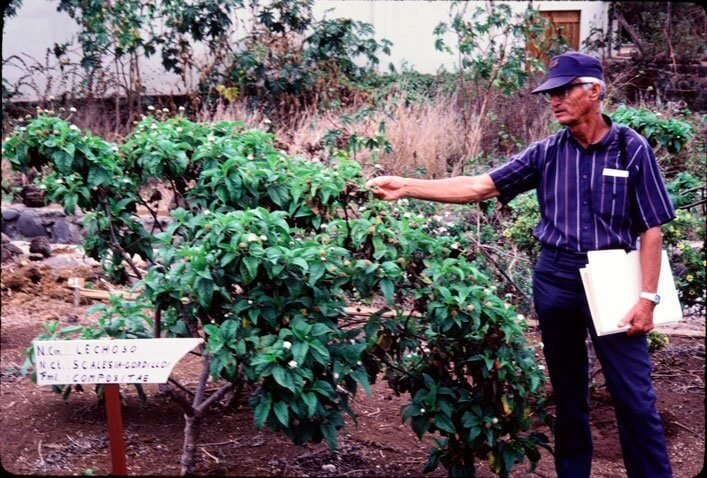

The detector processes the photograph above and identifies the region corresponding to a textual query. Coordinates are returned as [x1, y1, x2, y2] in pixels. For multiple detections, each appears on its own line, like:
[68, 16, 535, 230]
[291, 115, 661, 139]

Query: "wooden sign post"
[33, 338, 202, 475]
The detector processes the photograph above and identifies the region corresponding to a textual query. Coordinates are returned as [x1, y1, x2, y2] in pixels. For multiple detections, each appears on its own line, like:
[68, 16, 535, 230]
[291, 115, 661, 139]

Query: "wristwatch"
[639, 292, 661, 305]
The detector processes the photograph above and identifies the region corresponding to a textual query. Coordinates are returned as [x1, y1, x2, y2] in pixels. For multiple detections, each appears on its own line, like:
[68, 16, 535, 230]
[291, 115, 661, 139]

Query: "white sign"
[33, 338, 203, 385]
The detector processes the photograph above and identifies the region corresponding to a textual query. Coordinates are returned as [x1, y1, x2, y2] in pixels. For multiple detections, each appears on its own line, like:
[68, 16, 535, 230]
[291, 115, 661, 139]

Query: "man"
[367, 51, 674, 478]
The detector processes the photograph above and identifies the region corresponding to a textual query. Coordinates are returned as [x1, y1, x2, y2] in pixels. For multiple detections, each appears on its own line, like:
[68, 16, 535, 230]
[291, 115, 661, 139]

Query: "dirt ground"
[0, 250, 705, 477]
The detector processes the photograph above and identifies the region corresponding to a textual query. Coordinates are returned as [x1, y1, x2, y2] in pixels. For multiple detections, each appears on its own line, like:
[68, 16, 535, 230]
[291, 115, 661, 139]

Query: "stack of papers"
[580, 249, 682, 336]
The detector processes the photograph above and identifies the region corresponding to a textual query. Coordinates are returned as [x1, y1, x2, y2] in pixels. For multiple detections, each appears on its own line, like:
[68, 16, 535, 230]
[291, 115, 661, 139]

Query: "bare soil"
[1, 251, 704, 477]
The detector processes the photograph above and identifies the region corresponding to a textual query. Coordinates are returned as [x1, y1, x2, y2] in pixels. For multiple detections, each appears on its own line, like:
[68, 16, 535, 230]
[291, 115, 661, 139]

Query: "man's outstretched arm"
[366, 174, 500, 204]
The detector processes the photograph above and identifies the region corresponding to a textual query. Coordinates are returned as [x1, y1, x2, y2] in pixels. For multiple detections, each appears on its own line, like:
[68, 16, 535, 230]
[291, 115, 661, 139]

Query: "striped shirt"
[489, 116, 675, 252]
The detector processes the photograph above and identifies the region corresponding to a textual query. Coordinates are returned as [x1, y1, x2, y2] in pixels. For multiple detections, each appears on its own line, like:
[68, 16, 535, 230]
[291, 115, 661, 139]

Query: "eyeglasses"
[541, 82, 593, 102]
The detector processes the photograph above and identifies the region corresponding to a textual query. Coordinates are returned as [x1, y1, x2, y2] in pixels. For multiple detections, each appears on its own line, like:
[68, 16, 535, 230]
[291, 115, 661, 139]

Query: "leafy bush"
[609, 106, 694, 155]
[8, 111, 551, 477]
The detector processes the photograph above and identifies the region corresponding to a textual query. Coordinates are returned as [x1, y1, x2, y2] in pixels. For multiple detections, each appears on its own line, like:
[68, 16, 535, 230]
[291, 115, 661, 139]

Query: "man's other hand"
[618, 300, 656, 336]
[366, 176, 406, 201]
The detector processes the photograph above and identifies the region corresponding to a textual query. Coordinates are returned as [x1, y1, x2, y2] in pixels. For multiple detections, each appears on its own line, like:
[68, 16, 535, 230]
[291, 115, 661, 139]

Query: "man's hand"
[366, 176, 406, 201]
[618, 299, 656, 336]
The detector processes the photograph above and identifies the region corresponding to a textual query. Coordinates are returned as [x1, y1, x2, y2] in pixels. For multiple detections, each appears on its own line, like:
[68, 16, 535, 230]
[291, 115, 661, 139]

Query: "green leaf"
[243, 256, 259, 281]
[380, 279, 394, 304]
[308, 262, 325, 285]
[272, 366, 294, 391]
[434, 413, 456, 434]
[302, 392, 318, 417]
[195, 277, 214, 307]
[320, 422, 337, 450]
[254, 399, 271, 429]
[292, 341, 309, 364]
[220, 319, 238, 343]
[351, 367, 371, 396]
[273, 401, 289, 427]
[209, 351, 228, 380]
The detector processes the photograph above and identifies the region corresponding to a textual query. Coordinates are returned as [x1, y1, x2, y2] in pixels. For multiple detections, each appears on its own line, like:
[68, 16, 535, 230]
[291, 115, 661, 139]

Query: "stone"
[29, 253, 45, 261]
[1, 208, 20, 221]
[21, 185, 46, 207]
[30, 236, 52, 257]
[1, 232, 9, 243]
[16, 209, 48, 238]
[1, 242, 23, 263]
[52, 218, 84, 244]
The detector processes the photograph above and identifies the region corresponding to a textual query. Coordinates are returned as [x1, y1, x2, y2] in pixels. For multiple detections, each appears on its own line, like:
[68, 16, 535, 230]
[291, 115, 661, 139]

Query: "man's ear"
[589, 83, 602, 101]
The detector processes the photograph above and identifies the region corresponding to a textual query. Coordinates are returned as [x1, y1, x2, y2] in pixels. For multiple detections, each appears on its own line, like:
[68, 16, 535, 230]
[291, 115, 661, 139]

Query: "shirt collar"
[565, 114, 617, 150]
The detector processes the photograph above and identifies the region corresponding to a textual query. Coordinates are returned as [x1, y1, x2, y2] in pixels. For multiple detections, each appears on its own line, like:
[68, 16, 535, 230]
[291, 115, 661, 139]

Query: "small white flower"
[203, 209, 211, 215]
[374, 164, 382, 169]
[248, 300, 253, 305]
[288, 360, 298, 369]
[150, 124, 158, 130]
[207, 135, 215, 141]
[38, 184, 46, 190]
[162, 107, 169, 113]
[492, 417, 499, 424]
[147, 105, 155, 111]
[403, 212, 411, 219]
[333, 372, 340, 379]
[56, 178, 64, 184]
[259, 234, 267, 241]
[69, 107, 77, 113]
[176, 127, 183, 133]
[247, 154, 254, 160]
[539, 342, 544, 349]
[282, 341, 292, 350]
[356, 360, 362, 365]
[423, 347, 430, 354]
[517, 314, 525, 322]
[263, 118, 271, 124]
[69, 124, 80, 131]
[451, 243, 460, 250]
[539, 365, 546, 371]
[178, 106, 185, 111]
[420, 408, 426, 414]
[48, 95, 56, 101]
[247, 233, 259, 242]
[350, 339, 356, 344]
[359, 206, 366, 212]
[20, 127, 26, 131]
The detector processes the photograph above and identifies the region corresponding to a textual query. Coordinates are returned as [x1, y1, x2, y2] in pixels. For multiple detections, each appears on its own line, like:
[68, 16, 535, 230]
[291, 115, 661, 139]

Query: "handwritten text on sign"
[34, 338, 203, 385]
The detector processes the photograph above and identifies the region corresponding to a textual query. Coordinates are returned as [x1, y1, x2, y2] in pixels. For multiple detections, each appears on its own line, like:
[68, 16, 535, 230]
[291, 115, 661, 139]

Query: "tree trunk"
[180, 413, 202, 475]
[614, 10, 646, 55]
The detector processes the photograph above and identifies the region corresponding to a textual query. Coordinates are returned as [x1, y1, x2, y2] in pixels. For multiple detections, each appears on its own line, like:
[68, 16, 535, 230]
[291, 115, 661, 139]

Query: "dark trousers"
[533, 246, 672, 478]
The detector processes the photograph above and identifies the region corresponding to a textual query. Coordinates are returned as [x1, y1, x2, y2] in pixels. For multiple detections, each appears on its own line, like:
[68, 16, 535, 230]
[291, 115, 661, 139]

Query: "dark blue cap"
[531, 51, 603, 94]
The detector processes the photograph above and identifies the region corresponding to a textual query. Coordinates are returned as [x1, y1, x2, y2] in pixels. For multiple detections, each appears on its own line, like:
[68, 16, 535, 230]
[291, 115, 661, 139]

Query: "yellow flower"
[686, 274, 694, 282]
[678, 243, 685, 250]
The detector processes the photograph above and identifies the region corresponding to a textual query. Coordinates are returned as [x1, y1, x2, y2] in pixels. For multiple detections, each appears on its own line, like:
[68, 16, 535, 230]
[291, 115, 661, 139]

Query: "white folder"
[579, 249, 682, 336]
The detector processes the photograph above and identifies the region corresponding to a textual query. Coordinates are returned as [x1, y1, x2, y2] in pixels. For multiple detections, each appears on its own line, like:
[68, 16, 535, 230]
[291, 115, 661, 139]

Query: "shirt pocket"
[592, 176, 629, 223]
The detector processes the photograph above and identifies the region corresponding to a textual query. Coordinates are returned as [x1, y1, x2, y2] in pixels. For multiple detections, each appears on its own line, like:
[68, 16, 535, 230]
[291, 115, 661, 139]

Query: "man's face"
[545, 81, 599, 126]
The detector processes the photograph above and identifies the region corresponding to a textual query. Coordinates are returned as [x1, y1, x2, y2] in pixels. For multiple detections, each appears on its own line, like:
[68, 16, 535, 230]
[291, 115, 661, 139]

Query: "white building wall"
[2, 0, 610, 101]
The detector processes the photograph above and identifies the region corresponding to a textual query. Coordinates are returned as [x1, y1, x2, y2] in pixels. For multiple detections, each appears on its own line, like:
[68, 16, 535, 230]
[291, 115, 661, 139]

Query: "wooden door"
[528, 10, 581, 64]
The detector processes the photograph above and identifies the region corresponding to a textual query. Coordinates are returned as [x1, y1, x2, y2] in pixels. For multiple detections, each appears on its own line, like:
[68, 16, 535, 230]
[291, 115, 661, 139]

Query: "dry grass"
[187, 89, 558, 179]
